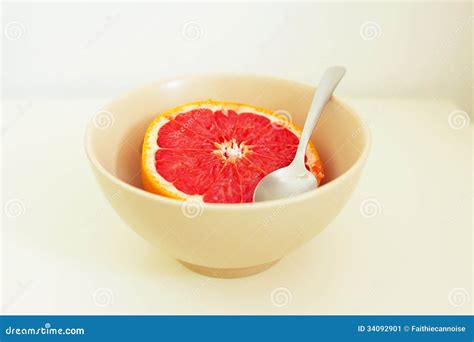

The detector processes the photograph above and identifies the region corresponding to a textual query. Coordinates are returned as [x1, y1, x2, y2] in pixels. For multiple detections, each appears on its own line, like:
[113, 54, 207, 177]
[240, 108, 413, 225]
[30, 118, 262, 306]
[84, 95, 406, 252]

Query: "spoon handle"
[293, 66, 346, 165]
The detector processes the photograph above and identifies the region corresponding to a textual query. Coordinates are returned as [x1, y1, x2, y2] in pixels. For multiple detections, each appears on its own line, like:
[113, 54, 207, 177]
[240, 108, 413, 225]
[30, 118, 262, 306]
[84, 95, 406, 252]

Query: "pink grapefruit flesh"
[141, 100, 324, 203]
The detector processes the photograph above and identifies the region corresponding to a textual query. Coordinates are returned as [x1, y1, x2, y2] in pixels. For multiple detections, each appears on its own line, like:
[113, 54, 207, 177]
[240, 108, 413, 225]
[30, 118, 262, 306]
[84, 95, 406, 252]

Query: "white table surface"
[2, 97, 472, 315]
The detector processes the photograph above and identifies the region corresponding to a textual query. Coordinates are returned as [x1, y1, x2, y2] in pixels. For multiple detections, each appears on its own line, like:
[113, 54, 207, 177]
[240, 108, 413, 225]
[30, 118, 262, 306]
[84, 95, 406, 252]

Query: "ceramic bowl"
[84, 74, 371, 278]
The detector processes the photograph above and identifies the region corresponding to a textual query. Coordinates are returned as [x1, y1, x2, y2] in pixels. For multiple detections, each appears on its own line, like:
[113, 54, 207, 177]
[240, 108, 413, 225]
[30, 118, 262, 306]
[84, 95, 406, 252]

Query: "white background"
[2, 97, 472, 314]
[2, 1, 472, 315]
[2, 1, 472, 112]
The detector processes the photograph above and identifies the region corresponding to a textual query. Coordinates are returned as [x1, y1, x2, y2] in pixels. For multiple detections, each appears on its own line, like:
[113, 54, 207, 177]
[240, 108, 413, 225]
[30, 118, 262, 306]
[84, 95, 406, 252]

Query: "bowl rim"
[84, 72, 372, 211]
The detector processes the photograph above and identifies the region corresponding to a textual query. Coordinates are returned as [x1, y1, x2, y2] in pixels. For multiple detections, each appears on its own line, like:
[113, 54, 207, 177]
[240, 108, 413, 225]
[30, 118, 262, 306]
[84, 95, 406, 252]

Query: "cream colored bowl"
[84, 74, 371, 278]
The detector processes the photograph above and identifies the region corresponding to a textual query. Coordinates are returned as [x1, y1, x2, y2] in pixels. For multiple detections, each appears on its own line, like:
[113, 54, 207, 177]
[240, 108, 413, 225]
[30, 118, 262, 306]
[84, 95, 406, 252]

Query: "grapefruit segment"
[245, 124, 299, 146]
[235, 158, 266, 203]
[232, 112, 271, 143]
[174, 109, 221, 142]
[203, 164, 242, 203]
[244, 149, 293, 175]
[155, 149, 224, 196]
[141, 100, 324, 203]
[213, 109, 239, 141]
[157, 120, 215, 150]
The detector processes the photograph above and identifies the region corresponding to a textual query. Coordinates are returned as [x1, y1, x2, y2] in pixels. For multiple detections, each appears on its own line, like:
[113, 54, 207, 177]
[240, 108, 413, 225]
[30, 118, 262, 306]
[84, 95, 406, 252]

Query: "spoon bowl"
[253, 162, 317, 202]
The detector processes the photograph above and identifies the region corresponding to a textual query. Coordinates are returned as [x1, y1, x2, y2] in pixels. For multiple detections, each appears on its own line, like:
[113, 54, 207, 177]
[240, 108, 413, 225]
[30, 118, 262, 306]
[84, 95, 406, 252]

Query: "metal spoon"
[253, 66, 346, 202]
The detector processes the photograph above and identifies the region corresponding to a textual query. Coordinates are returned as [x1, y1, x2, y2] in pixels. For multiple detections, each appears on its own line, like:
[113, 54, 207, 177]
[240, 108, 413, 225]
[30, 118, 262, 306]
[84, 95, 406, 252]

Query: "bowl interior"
[86, 74, 368, 194]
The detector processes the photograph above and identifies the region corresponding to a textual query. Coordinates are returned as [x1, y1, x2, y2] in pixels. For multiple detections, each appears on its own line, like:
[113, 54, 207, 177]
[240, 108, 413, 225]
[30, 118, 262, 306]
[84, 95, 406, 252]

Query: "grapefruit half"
[141, 100, 324, 203]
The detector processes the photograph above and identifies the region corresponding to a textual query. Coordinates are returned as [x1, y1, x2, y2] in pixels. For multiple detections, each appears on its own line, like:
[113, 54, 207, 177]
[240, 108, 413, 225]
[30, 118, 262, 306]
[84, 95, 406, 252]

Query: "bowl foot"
[178, 259, 279, 279]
